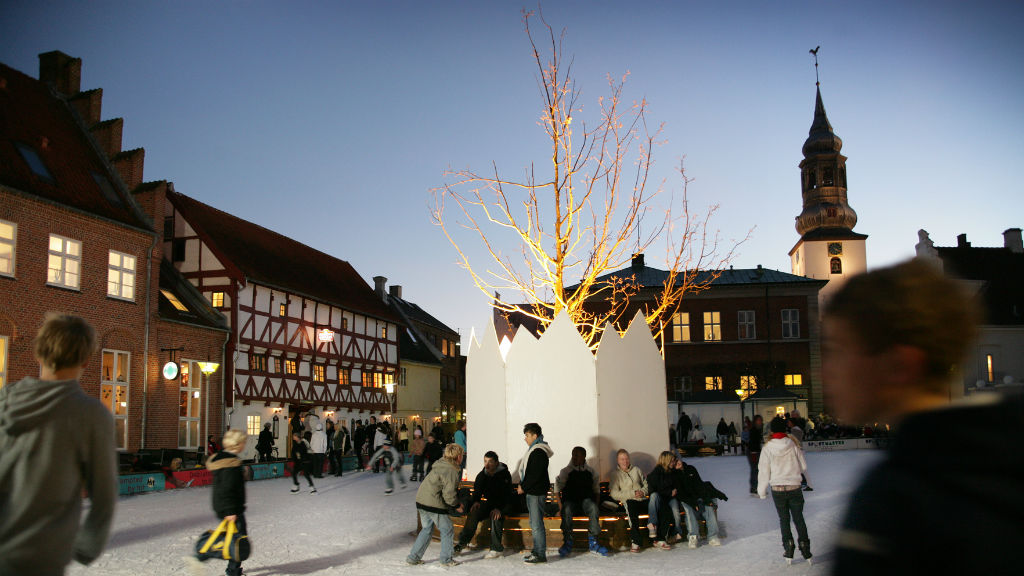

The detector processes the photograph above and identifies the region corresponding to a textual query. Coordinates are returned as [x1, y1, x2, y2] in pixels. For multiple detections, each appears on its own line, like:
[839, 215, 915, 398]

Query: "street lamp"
[384, 382, 396, 423]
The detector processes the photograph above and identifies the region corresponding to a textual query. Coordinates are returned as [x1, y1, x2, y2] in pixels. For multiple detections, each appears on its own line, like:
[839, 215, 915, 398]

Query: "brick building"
[0, 52, 229, 453]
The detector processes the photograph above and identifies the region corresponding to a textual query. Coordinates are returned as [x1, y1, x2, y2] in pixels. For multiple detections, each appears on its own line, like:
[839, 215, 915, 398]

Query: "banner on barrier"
[119, 473, 166, 495]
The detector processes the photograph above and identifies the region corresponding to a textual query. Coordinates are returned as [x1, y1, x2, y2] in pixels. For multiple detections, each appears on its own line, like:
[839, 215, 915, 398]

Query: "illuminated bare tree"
[432, 9, 744, 349]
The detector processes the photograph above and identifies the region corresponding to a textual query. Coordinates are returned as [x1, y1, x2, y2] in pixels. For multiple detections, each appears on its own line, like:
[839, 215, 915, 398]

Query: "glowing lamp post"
[385, 382, 396, 422]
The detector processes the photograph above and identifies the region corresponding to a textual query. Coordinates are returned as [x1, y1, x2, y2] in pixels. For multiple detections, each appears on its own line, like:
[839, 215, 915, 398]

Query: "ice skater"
[196, 429, 249, 576]
[290, 431, 317, 493]
[757, 416, 811, 564]
[407, 444, 465, 567]
[367, 432, 406, 494]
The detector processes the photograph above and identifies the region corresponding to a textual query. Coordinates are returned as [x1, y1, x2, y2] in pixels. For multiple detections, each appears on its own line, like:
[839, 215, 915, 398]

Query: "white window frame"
[107, 250, 136, 301]
[47, 234, 81, 290]
[703, 311, 722, 342]
[672, 312, 691, 342]
[0, 335, 8, 388]
[738, 310, 756, 340]
[782, 309, 800, 339]
[101, 349, 130, 450]
[247, 414, 261, 436]
[0, 219, 16, 278]
[179, 360, 202, 449]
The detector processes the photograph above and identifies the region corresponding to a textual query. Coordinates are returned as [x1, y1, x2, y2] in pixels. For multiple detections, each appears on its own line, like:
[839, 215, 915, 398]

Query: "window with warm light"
[782, 309, 800, 339]
[178, 360, 202, 449]
[101, 350, 130, 449]
[279, 303, 287, 317]
[703, 311, 722, 341]
[380, 325, 388, 340]
[0, 335, 8, 388]
[705, 376, 722, 391]
[48, 235, 81, 290]
[0, 219, 15, 277]
[211, 291, 224, 308]
[738, 310, 756, 340]
[247, 414, 261, 436]
[339, 368, 351, 385]
[740, 375, 757, 393]
[248, 354, 267, 372]
[107, 251, 136, 301]
[986, 354, 994, 382]
[161, 289, 188, 311]
[284, 359, 297, 375]
[672, 312, 691, 342]
[784, 374, 803, 386]
[313, 364, 325, 382]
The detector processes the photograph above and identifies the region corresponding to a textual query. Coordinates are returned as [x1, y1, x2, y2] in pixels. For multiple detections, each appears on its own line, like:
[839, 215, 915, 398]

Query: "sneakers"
[523, 553, 547, 563]
[588, 536, 609, 557]
[647, 523, 657, 538]
[630, 543, 641, 553]
[484, 550, 502, 559]
[406, 557, 424, 565]
[708, 536, 722, 547]
[290, 486, 300, 493]
[654, 540, 671, 550]
[558, 543, 572, 557]
[688, 535, 698, 549]
[440, 559, 461, 567]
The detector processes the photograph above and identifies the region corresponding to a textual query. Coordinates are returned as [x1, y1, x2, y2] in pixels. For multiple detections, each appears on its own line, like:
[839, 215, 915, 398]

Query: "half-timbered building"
[164, 189, 401, 459]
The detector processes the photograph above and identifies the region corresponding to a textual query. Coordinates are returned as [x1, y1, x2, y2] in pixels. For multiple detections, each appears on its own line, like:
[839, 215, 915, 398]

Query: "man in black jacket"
[673, 458, 726, 547]
[454, 451, 514, 558]
[556, 447, 609, 556]
[202, 429, 248, 576]
[256, 423, 275, 462]
[516, 423, 553, 564]
[353, 421, 366, 470]
[747, 415, 764, 495]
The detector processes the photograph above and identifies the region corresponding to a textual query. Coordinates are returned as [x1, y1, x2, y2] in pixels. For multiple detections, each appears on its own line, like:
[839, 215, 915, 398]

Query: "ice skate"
[783, 538, 795, 564]
[588, 536, 609, 556]
[290, 486, 300, 493]
[687, 534, 698, 549]
[798, 539, 812, 564]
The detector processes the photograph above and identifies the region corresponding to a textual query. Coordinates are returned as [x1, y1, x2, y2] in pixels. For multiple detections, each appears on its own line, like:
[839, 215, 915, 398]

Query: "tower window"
[807, 169, 816, 189]
[823, 166, 835, 186]
[830, 257, 843, 275]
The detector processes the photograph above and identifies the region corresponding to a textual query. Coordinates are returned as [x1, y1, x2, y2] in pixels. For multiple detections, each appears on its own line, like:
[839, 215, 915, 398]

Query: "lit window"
[284, 359, 297, 375]
[339, 368, 351, 385]
[211, 292, 224, 307]
[342, 317, 349, 331]
[0, 219, 15, 277]
[739, 375, 757, 398]
[385, 372, 395, 384]
[782, 309, 800, 339]
[784, 374, 803, 386]
[705, 376, 722, 391]
[279, 303, 287, 317]
[703, 311, 722, 342]
[0, 335, 8, 388]
[738, 310, 756, 340]
[986, 354, 994, 382]
[249, 354, 267, 372]
[160, 289, 188, 311]
[15, 142, 53, 181]
[107, 251, 136, 300]
[178, 361, 201, 449]
[313, 364, 325, 382]
[672, 312, 691, 342]
[101, 350, 130, 450]
[381, 326, 388, 339]
[247, 414, 261, 436]
[47, 235, 81, 289]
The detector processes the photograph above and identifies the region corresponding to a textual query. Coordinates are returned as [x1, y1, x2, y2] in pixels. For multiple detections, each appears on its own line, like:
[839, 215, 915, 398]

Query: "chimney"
[631, 253, 645, 270]
[69, 88, 104, 126]
[373, 276, 388, 303]
[38, 51, 81, 95]
[1005, 228, 1023, 254]
[389, 285, 402, 300]
[957, 233, 971, 248]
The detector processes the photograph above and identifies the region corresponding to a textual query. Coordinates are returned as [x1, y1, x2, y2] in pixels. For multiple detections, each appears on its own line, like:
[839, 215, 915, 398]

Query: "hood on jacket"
[206, 453, 243, 471]
[0, 377, 80, 435]
[485, 462, 509, 476]
[518, 437, 554, 479]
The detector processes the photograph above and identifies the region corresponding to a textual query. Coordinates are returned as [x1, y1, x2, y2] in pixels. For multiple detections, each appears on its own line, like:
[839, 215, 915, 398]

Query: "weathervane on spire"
[809, 46, 820, 86]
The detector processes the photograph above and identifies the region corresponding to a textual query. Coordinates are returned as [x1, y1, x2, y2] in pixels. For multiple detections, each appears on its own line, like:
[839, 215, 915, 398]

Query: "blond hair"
[33, 313, 96, 371]
[656, 450, 676, 471]
[222, 429, 247, 452]
[443, 442, 464, 465]
[825, 259, 979, 387]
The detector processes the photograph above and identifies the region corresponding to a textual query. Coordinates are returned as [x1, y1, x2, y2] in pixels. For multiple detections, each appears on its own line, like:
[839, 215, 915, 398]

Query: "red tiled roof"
[167, 189, 400, 322]
[0, 62, 150, 230]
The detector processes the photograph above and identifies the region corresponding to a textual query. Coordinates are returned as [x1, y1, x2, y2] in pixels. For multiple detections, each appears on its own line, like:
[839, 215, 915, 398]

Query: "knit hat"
[414, 428, 422, 437]
[769, 417, 787, 434]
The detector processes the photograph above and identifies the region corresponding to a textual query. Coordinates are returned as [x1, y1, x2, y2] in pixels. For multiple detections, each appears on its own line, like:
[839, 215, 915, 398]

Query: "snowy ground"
[68, 449, 882, 576]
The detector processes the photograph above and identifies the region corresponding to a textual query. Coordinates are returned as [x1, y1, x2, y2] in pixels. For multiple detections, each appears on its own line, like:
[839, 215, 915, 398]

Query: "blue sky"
[3, 1, 1023, 339]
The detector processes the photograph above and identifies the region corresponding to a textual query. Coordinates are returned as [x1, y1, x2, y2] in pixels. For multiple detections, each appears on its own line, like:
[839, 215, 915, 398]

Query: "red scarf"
[771, 432, 788, 439]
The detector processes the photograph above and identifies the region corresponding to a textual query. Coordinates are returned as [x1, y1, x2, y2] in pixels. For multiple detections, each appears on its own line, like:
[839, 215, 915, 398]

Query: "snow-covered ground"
[69, 449, 882, 576]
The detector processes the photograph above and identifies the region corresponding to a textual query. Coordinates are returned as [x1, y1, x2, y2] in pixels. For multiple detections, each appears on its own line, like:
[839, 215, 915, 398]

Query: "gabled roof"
[167, 189, 399, 322]
[0, 62, 151, 230]
[399, 326, 442, 366]
[390, 295, 458, 336]
[158, 259, 229, 331]
[592, 262, 827, 289]
[936, 245, 1024, 325]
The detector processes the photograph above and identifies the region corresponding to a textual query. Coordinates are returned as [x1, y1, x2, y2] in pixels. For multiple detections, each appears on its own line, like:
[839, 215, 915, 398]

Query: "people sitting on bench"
[646, 451, 679, 549]
[674, 455, 727, 548]
[608, 448, 650, 553]
[555, 446, 608, 557]
[454, 451, 513, 559]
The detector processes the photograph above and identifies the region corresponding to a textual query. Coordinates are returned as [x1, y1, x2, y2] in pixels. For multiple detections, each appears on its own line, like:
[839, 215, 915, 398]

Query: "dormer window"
[15, 142, 54, 182]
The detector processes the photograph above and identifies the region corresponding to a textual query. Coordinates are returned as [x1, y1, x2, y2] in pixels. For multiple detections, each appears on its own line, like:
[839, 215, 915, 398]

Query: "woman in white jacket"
[757, 416, 812, 565]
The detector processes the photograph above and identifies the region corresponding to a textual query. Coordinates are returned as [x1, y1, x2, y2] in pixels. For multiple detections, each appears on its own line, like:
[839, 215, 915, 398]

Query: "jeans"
[458, 503, 505, 551]
[649, 493, 685, 538]
[225, 513, 246, 576]
[771, 488, 808, 544]
[748, 451, 760, 492]
[678, 499, 719, 538]
[409, 510, 454, 564]
[384, 465, 406, 491]
[412, 454, 425, 477]
[561, 498, 599, 542]
[525, 494, 547, 559]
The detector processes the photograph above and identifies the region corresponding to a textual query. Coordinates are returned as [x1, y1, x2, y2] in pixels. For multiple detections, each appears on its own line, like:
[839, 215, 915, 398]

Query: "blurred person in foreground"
[825, 259, 1024, 576]
[0, 314, 117, 576]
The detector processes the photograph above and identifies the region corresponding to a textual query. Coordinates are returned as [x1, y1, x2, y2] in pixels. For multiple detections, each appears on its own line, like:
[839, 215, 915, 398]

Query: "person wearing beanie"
[409, 428, 426, 481]
[757, 416, 812, 565]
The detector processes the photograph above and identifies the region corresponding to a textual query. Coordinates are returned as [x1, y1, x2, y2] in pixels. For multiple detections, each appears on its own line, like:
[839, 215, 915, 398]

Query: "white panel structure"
[467, 310, 668, 482]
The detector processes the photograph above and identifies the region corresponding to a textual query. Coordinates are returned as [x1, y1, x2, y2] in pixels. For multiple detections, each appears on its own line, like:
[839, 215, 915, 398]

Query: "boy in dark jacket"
[424, 433, 443, 475]
[555, 447, 608, 557]
[200, 429, 249, 576]
[290, 431, 317, 493]
[455, 451, 514, 558]
[673, 457, 725, 548]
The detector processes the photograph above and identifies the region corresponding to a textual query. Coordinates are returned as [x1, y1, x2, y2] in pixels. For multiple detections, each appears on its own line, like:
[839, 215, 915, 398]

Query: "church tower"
[789, 68, 867, 309]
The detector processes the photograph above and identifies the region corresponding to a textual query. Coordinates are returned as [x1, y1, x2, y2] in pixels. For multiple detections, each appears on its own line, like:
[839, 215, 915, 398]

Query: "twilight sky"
[3, 1, 1023, 340]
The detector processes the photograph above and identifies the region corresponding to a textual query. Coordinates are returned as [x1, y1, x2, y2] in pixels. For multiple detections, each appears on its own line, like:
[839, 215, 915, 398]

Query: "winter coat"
[673, 461, 708, 507]
[207, 451, 246, 518]
[748, 425, 765, 452]
[257, 429, 274, 451]
[716, 419, 729, 436]
[424, 440, 443, 464]
[555, 462, 600, 503]
[416, 458, 462, 514]
[369, 443, 402, 470]
[353, 425, 366, 452]
[646, 465, 675, 500]
[0, 376, 117, 576]
[454, 429, 467, 450]
[331, 428, 349, 453]
[409, 437, 426, 456]
[609, 465, 649, 503]
[472, 462, 514, 512]
[756, 435, 807, 497]
[518, 437, 553, 496]
[292, 438, 312, 463]
[310, 428, 327, 454]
